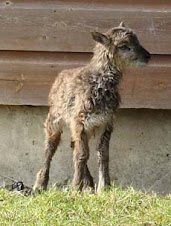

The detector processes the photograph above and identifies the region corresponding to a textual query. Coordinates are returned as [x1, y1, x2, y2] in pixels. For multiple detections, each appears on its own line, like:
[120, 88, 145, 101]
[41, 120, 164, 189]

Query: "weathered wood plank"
[122, 67, 171, 109]
[0, 51, 170, 109]
[0, 1, 170, 54]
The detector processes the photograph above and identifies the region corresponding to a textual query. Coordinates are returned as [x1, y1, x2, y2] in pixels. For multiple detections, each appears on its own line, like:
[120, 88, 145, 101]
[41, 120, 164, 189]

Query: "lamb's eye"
[118, 45, 131, 51]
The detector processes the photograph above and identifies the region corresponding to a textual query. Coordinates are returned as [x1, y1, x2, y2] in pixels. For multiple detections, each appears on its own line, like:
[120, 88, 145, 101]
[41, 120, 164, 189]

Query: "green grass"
[0, 186, 170, 226]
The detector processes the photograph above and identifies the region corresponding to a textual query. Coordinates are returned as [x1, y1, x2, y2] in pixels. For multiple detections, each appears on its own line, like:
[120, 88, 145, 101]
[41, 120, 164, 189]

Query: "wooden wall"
[0, 0, 170, 109]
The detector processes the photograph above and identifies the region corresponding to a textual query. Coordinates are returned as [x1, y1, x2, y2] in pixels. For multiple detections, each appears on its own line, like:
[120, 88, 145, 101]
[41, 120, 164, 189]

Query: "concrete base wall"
[0, 106, 170, 195]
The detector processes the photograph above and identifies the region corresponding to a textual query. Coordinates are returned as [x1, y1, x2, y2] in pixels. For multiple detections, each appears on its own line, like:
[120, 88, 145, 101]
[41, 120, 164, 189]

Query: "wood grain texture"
[0, 0, 170, 54]
[0, 51, 170, 109]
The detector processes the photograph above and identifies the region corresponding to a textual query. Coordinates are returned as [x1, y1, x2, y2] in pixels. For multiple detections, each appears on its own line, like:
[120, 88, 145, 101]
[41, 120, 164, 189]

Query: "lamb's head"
[91, 22, 151, 71]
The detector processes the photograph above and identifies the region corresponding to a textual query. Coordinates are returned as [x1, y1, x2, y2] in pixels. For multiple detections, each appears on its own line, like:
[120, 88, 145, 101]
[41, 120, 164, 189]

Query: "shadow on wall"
[0, 106, 170, 195]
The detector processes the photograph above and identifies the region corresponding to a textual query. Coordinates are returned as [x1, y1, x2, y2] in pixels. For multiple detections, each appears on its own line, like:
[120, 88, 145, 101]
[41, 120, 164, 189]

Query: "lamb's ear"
[118, 21, 125, 28]
[91, 31, 111, 45]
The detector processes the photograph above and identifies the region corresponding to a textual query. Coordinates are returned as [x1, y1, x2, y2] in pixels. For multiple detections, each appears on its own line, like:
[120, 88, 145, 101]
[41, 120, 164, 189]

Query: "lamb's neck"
[88, 45, 122, 83]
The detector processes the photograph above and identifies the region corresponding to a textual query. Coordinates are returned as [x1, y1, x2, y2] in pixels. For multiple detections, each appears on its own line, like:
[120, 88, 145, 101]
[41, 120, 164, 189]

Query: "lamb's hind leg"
[33, 113, 62, 191]
[97, 124, 113, 193]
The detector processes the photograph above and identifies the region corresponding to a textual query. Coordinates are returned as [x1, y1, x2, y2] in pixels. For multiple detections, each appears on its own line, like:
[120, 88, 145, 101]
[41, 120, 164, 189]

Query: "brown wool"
[34, 22, 150, 193]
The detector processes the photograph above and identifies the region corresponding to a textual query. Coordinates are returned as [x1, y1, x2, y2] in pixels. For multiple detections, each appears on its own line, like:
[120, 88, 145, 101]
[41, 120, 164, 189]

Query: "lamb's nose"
[143, 48, 151, 60]
[145, 51, 151, 60]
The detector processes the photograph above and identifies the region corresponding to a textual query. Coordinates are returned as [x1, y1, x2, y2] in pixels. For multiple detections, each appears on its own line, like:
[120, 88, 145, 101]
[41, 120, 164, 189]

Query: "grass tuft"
[0, 186, 170, 225]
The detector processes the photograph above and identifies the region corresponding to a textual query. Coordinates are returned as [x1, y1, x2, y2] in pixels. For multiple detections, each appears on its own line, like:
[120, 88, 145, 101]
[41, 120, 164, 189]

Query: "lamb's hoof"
[82, 186, 95, 194]
[31, 188, 41, 196]
[33, 182, 47, 193]
[33, 168, 49, 194]
[97, 183, 111, 194]
[32, 186, 46, 196]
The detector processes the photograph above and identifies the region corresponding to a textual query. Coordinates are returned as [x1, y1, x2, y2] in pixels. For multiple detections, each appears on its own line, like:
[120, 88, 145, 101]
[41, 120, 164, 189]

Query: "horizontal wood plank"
[0, 51, 170, 109]
[0, 1, 170, 54]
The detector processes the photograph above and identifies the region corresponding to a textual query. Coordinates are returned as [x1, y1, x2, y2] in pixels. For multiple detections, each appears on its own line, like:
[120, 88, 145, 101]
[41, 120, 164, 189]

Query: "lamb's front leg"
[83, 165, 94, 191]
[97, 124, 113, 193]
[71, 121, 89, 191]
[71, 138, 94, 191]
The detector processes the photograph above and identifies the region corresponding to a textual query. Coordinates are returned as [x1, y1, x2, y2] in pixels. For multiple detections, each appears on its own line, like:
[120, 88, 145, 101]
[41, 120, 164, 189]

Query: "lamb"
[33, 22, 150, 193]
